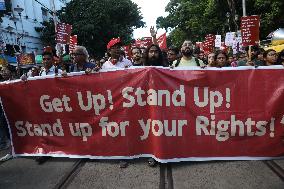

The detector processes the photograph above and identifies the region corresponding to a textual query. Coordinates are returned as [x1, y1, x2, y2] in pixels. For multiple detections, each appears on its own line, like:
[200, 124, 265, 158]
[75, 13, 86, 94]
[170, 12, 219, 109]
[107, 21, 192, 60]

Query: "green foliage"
[35, 0, 144, 57]
[158, 0, 284, 46]
[58, 0, 145, 57]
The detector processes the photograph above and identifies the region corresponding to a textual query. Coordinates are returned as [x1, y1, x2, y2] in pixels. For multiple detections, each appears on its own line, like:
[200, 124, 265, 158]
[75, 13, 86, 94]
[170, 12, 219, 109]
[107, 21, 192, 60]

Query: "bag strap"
[175, 59, 181, 67]
[195, 58, 200, 66]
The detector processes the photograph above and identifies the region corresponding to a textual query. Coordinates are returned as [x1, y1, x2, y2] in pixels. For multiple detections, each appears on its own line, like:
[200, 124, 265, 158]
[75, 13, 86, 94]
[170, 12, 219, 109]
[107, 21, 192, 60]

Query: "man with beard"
[102, 38, 132, 69]
[144, 44, 166, 66]
[131, 47, 144, 66]
[173, 40, 205, 67]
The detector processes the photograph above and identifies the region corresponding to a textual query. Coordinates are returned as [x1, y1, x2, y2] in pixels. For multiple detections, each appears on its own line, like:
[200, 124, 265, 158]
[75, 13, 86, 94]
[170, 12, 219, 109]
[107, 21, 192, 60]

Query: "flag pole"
[242, 0, 246, 16]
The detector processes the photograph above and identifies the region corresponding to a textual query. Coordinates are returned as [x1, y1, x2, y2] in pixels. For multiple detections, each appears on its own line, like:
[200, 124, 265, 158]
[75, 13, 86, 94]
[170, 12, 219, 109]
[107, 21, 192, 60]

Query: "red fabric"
[134, 37, 152, 48]
[203, 34, 215, 53]
[123, 45, 131, 58]
[69, 35, 78, 53]
[0, 67, 284, 161]
[241, 15, 260, 47]
[107, 38, 121, 49]
[157, 33, 167, 50]
[56, 23, 72, 44]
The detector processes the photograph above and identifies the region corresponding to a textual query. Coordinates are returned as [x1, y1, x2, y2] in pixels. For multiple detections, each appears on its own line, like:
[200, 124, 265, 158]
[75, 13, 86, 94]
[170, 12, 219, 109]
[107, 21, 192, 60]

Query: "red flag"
[123, 45, 131, 59]
[157, 33, 167, 50]
[134, 37, 152, 48]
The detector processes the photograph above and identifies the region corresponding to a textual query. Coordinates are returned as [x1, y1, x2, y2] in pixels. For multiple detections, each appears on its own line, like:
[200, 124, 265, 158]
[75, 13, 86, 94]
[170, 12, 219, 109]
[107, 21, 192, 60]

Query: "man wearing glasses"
[71, 46, 96, 72]
[173, 40, 204, 67]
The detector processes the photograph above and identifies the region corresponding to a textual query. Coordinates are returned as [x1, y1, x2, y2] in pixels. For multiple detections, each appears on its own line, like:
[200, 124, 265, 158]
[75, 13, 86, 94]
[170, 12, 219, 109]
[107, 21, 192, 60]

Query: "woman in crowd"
[207, 53, 216, 67]
[263, 49, 277, 66]
[215, 50, 229, 67]
[208, 50, 229, 68]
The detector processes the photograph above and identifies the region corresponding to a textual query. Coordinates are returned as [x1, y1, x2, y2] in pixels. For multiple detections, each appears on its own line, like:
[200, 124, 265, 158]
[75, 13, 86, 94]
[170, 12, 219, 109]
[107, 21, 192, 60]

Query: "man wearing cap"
[102, 38, 132, 69]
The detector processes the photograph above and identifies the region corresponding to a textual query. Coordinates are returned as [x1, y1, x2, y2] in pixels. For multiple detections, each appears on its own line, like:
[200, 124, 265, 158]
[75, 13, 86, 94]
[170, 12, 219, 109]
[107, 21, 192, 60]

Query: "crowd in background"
[1, 39, 284, 82]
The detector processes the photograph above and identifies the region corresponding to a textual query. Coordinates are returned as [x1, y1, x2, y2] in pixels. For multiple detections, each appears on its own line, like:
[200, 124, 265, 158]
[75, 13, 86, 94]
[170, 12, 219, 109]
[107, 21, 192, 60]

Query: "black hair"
[42, 51, 54, 57]
[258, 48, 265, 54]
[244, 45, 259, 52]
[167, 46, 179, 55]
[263, 49, 276, 58]
[236, 51, 246, 59]
[276, 49, 284, 64]
[144, 44, 165, 66]
[131, 47, 142, 54]
[214, 50, 228, 61]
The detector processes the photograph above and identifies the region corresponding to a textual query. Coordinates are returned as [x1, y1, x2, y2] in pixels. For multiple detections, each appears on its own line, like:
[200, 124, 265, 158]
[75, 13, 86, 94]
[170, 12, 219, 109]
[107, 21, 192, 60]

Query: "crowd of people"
[1, 30, 284, 168]
[1, 39, 284, 82]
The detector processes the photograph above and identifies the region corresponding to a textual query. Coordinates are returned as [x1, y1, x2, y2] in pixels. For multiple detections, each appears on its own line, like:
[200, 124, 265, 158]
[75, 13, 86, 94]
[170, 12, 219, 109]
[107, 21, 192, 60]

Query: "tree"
[248, 0, 284, 39]
[36, 0, 144, 57]
[35, 0, 144, 57]
[157, 0, 284, 46]
[156, 0, 230, 46]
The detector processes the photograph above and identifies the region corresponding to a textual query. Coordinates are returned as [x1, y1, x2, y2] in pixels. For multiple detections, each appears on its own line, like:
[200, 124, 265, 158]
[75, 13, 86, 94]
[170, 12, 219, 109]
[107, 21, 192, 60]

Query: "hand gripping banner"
[0, 67, 284, 162]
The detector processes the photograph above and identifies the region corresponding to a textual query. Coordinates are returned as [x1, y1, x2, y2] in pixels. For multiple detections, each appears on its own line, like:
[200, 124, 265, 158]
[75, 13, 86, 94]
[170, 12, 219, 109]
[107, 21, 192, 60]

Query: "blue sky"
[131, 0, 169, 39]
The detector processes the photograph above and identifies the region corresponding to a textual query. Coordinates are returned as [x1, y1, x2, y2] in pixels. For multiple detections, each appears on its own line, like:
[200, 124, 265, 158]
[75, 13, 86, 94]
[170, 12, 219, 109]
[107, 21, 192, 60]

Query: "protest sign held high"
[241, 15, 260, 47]
[0, 67, 284, 162]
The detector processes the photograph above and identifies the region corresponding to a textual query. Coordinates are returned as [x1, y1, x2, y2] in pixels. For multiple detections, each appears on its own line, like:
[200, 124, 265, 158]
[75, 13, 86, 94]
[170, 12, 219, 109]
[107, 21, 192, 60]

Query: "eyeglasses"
[267, 53, 277, 56]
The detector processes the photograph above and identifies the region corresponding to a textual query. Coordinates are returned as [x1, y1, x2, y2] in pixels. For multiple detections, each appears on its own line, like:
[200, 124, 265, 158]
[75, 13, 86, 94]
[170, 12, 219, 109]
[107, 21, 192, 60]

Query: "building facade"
[0, 0, 70, 56]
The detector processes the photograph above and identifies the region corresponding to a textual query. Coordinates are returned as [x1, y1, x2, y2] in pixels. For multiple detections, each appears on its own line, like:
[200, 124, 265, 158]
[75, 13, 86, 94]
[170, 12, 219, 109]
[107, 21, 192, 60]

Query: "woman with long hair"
[212, 50, 229, 67]
[263, 49, 277, 66]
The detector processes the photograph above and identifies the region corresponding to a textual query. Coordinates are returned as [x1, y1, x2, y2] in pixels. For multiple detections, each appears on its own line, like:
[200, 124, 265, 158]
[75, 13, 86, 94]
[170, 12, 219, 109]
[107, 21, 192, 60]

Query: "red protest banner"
[56, 23, 72, 44]
[240, 15, 260, 47]
[134, 37, 152, 48]
[203, 34, 215, 53]
[0, 67, 284, 162]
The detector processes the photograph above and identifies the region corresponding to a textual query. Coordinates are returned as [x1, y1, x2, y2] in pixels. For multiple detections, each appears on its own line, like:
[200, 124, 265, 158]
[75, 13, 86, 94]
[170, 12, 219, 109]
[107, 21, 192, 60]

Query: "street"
[1, 149, 283, 189]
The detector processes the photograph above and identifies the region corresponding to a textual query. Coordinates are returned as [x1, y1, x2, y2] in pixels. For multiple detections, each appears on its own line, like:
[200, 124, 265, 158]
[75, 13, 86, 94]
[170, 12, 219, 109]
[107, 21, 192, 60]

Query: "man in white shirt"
[102, 38, 132, 69]
[40, 51, 62, 76]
